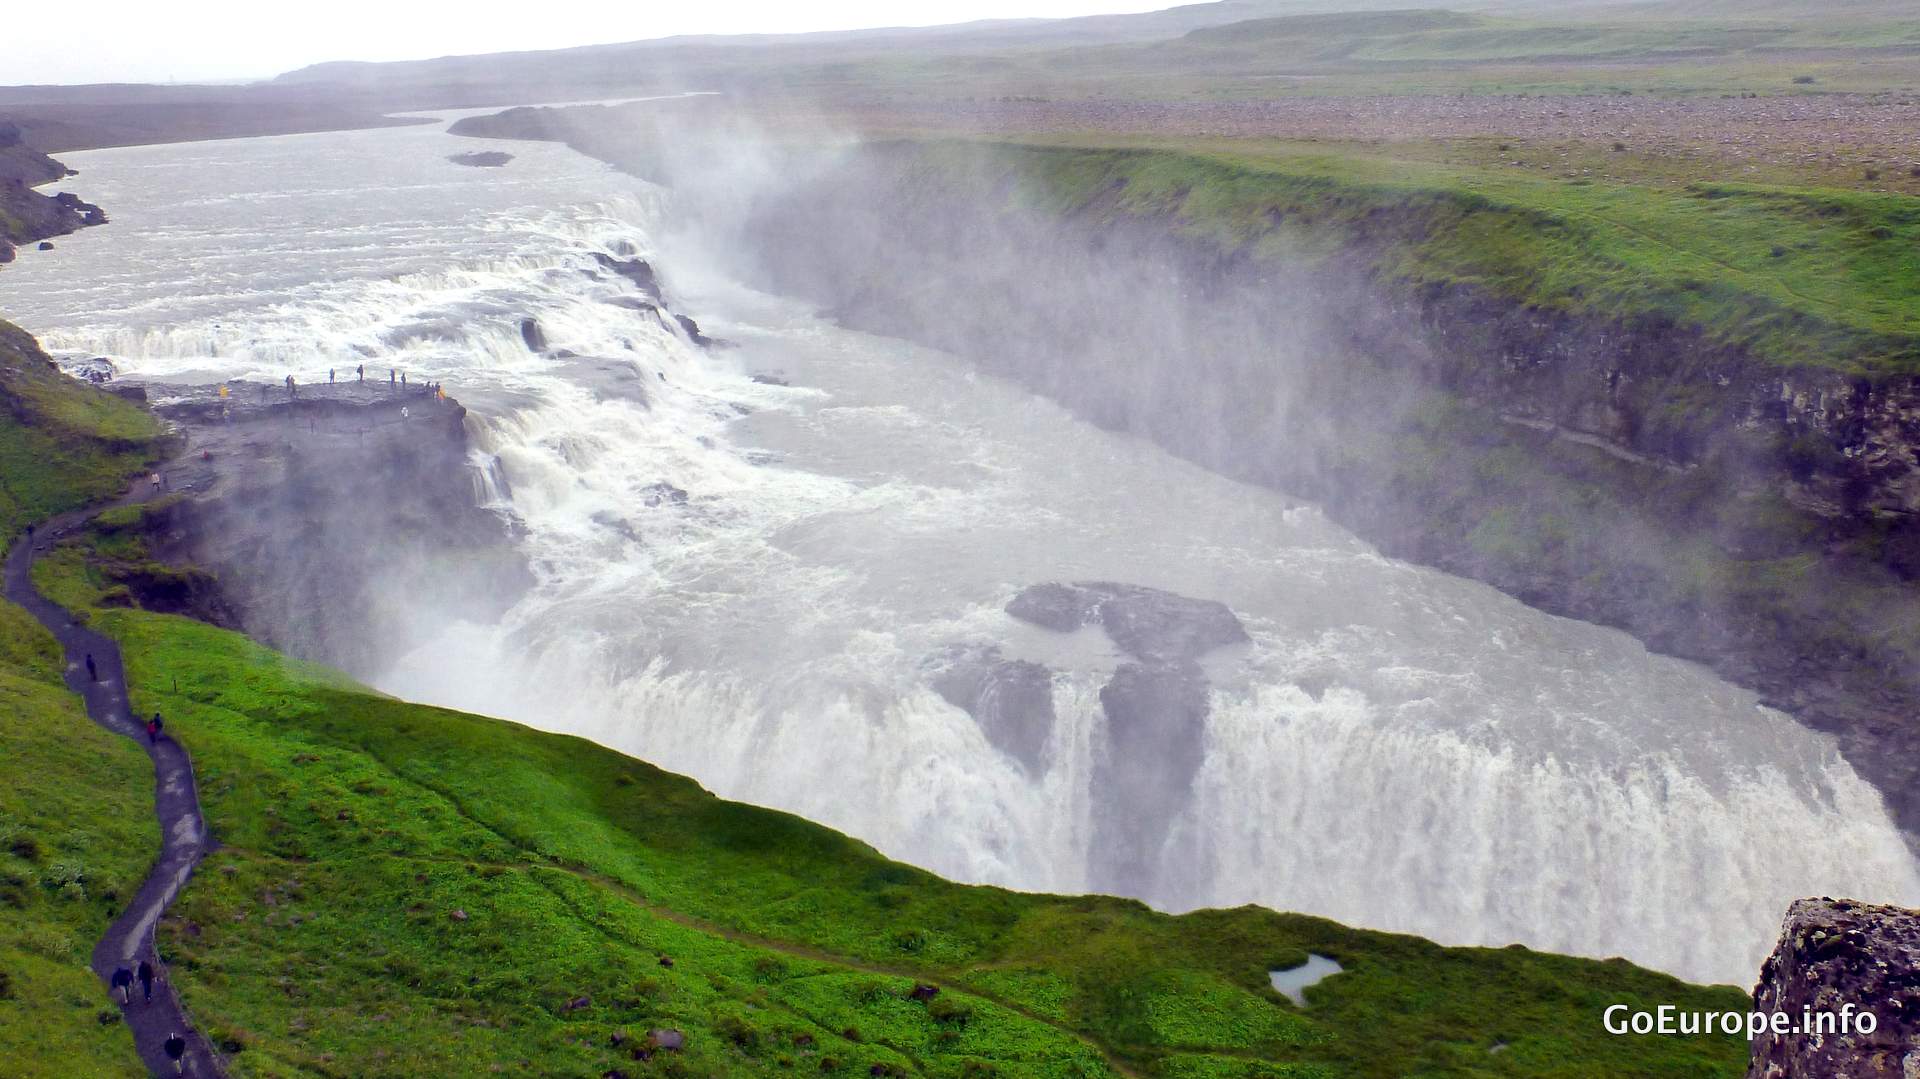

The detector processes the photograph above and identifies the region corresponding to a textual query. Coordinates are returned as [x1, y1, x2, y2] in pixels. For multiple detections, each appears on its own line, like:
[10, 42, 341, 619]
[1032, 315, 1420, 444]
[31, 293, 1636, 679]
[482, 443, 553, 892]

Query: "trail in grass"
[4, 480, 224, 1078]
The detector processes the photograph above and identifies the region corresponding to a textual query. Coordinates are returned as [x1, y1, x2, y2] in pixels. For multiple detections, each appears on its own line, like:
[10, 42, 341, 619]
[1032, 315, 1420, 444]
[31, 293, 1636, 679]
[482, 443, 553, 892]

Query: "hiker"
[85, 653, 97, 681]
[147, 713, 163, 744]
[329, 368, 335, 385]
[389, 368, 396, 386]
[400, 406, 410, 421]
[110, 965, 133, 1003]
[151, 472, 162, 489]
[137, 959, 154, 1003]
[400, 371, 407, 389]
[164, 1032, 186, 1073]
[285, 373, 296, 397]
[356, 363, 365, 383]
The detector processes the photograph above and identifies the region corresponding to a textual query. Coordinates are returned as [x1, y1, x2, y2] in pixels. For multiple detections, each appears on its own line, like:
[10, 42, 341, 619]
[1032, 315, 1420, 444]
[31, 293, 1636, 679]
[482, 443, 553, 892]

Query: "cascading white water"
[2, 105, 1914, 986]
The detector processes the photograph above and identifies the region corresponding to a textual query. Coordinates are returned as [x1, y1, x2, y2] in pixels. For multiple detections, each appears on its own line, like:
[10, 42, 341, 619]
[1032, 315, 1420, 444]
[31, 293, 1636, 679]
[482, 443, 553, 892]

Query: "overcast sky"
[13, 0, 1172, 85]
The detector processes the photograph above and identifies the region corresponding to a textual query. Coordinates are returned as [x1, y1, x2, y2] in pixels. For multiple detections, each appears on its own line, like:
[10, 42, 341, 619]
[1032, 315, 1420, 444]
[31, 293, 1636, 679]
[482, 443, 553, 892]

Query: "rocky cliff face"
[132, 379, 530, 679]
[1749, 898, 1920, 1078]
[726, 142, 1920, 845]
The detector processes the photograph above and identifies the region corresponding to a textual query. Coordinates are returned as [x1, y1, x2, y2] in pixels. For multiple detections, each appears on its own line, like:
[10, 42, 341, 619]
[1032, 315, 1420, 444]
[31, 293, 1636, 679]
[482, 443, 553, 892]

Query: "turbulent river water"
[2, 104, 1915, 986]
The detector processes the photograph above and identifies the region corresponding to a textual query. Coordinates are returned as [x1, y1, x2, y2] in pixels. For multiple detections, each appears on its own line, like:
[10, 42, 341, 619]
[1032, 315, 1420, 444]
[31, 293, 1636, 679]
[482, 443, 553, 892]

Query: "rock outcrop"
[929, 644, 1056, 773]
[137, 380, 532, 678]
[1007, 581, 1247, 894]
[1008, 581, 1247, 665]
[594, 252, 662, 300]
[0, 119, 107, 264]
[520, 317, 548, 352]
[1749, 898, 1920, 1078]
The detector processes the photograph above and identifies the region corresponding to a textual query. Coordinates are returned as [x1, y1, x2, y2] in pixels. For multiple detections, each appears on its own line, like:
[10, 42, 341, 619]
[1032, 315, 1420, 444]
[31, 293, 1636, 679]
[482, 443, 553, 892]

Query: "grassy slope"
[0, 321, 166, 541]
[953, 141, 1920, 375]
[0, 320, 169, 1076]
[19, 511, 1750, 1078]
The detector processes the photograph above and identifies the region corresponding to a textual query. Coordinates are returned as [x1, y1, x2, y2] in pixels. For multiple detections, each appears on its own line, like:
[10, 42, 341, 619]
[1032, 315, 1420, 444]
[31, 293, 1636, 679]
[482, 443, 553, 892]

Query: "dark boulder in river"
[520, 317, 547, 352]
[673, 313, 716, 348]
[1007, 581, 1247, 665]
[593, 252, 661, 299]
[447, 151, 513, 168]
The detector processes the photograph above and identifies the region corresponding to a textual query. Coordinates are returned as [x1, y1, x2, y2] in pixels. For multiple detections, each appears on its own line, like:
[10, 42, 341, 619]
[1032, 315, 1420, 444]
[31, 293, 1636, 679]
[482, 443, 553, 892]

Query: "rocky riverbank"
[0, 119, 104, 265]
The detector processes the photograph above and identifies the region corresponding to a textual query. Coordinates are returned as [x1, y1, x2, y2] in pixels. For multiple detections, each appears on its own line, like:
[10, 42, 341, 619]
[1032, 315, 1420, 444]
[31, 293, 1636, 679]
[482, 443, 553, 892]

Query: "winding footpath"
[3, 484, 222, 1078]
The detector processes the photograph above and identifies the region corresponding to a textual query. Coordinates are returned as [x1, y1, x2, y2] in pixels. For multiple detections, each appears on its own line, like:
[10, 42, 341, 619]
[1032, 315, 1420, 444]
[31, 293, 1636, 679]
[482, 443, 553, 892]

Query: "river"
[1, 102, 1913, 985]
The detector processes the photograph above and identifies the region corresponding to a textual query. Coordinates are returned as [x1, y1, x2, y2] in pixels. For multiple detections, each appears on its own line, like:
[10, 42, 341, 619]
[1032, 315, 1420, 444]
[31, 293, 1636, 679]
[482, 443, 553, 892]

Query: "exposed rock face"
[1009, 581, 1248, 665]
[141, 381, 532, 678]
[1749, 898, 1920, 1078]
[1095, 660, 1212, 888]
[930, 644, 1056, 773]
[519, 317, 548, 352]
[1007, 581, 1247, 893]
[594, 252, 662, 299]
[673, 313, 716, 348]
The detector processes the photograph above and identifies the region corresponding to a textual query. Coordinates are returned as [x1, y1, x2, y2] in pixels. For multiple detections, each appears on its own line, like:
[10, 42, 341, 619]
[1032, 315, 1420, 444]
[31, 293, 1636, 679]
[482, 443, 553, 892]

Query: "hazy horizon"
[11, 0, 1175, 86]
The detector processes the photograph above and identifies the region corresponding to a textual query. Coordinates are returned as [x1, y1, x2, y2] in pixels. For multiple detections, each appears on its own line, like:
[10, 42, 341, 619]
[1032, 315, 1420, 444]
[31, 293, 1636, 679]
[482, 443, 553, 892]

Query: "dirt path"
[3, 482, 223, 1078]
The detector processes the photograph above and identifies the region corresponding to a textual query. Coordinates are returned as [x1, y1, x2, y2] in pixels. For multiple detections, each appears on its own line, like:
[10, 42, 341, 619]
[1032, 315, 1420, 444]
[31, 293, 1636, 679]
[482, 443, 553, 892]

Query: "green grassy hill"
[0, 320, 1751, 1076]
